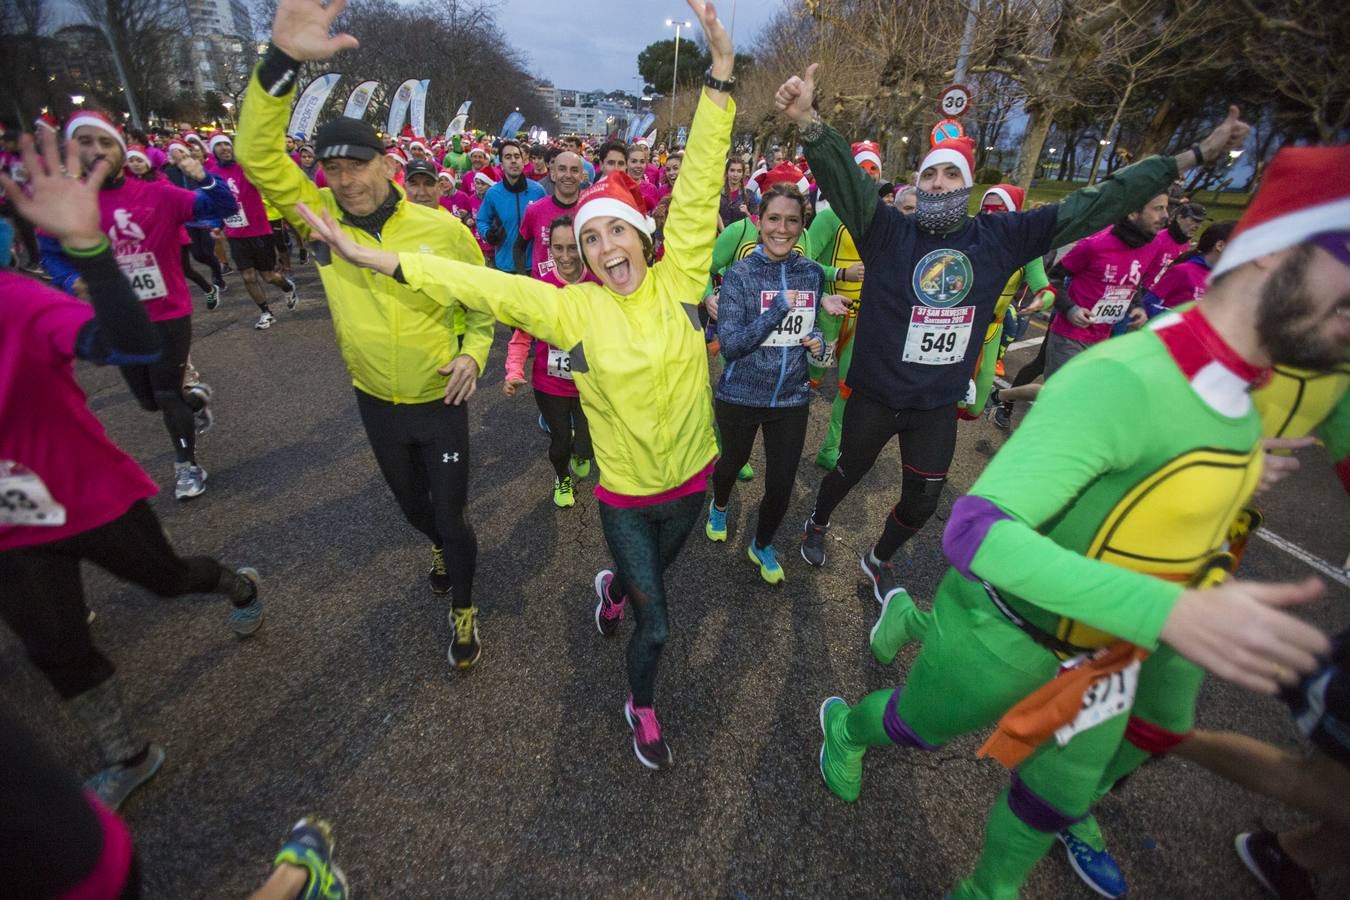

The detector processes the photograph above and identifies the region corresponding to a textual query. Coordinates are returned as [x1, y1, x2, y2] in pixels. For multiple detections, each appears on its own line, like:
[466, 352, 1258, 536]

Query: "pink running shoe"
[593, 569, 627, 637]
[624, 696, 673, 770]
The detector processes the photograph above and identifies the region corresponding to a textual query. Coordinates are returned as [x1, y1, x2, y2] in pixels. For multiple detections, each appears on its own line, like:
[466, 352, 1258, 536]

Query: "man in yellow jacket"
[237, 4, 495, 670]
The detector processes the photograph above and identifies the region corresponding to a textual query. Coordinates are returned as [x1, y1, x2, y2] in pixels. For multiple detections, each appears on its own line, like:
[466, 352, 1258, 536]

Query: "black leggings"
[186, 227, 224, 282]
[711, 400, 809, 548]
[0, 500, 252, 699]
[533, 390, 592, 479]
[179, 244, 211, 294]
[119, 316, 198, 464]
[1009, 316, 1054, 391]
[598, 491, 704, 707]
[811, 392, 957, 560]
[1, 705, 143, 899]
[355, 389, 477, 606]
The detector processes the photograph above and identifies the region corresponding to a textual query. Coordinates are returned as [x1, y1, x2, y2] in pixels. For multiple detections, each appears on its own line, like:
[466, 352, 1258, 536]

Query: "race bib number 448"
[760, 290, 816, 348]
[902, 306, 975, 365]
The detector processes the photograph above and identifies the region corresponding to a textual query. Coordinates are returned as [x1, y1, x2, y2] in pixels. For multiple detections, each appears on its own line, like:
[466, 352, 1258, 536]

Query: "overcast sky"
[495, 0, 785, 93]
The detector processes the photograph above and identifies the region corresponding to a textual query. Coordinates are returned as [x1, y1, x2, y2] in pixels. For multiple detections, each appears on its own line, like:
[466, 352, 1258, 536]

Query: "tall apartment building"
[177, 0, 254, 96]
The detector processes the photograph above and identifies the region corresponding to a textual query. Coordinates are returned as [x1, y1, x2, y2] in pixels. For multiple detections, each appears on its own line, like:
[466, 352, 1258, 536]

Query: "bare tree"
[1235, 0, 1350, 142]
[75, 0, 184, 129]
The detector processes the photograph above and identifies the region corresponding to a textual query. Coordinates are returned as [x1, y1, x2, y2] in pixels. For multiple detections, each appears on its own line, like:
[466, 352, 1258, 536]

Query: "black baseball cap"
[404, 159, 439, 180]
[1175, 201, 1210, 221]
[314, 117, 383, 161]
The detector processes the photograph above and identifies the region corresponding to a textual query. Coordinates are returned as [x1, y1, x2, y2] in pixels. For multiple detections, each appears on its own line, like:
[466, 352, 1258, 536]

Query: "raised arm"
[777, 64, 878, 243]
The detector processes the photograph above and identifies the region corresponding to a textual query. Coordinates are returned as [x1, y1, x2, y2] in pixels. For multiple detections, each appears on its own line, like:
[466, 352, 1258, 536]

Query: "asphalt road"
[4, 264, 1348, 899]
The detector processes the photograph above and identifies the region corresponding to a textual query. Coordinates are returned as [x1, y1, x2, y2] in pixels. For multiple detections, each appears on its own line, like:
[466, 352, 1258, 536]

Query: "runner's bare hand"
[776, 63, 819, 125]
[800, 335, 824, 355]
[439, 355, 479, 406]
[271, 0, 359, 61]
[0, 130, 107, 249]
[704, 291, 719, 321]
[176, 155, 207, 182]
[1162, 577, 1329, 694]
[1256, 436, 1317, 495]
[503, 376, 527, 398]
[1066, 307, 1091, 329]
[1196, 106, 1250, 166]
[821, 294, 850, 316]
[686, 0, 733, 75]
[295, 201, 397, 273]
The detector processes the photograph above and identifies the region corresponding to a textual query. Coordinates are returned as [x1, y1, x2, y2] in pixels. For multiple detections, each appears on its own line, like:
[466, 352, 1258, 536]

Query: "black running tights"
[711, 399, 809, 549]
[186, 227, 223, 281]
[119, 315, 197, 464]
[533, 390, 592, 479]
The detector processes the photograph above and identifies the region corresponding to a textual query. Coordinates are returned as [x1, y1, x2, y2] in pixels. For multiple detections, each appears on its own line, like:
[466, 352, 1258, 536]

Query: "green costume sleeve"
[802, 123, 878, 244]
[1318, 387, 1350, 463]
[710, 219, 748, 278]
[806, 207, 841, 283]
[964, 355, 1183, 648]
[1024, 256, 1049, 294]
[1050, 156, 1180, 249]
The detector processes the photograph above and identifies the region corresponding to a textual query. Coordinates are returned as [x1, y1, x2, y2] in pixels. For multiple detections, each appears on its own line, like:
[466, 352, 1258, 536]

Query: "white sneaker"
[174, 463, 207, 500]
[254, 311, 277, 330]
[283, 283, 298, 310]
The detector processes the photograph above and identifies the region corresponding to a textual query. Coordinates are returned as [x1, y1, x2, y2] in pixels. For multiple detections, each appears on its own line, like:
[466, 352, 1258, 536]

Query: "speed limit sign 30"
[938, 83, 972, 118]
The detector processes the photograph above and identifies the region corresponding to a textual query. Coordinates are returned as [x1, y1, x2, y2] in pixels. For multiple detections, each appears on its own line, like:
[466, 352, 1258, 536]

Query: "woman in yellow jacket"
[296, 0, 737, 771]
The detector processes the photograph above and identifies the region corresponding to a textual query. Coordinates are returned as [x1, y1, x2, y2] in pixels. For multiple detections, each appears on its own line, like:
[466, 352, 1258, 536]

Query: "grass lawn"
[969, 179, 1251, 221]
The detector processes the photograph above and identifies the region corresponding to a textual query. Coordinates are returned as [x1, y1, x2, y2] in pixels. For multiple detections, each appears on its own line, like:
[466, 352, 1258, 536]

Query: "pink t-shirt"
[1142, 228, 1190, 289]
[0, 274, 158, 552]
[1150, 257, 1211, 309]
[519, 194, 581, 278]
[206, 159, 271, 239]
[1049, 226, 1160, 346]
[635, 181, 660, 213]
[440, 190, 474, 219]
[98, 176, 199, 322]
[644, 163, 662, 185]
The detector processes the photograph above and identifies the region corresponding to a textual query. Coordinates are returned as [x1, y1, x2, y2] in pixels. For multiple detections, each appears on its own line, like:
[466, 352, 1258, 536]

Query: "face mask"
[915, 186, 972, 233]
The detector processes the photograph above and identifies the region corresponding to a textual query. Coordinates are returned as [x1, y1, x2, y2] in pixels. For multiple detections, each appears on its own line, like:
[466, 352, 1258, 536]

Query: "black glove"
[485, 221, 506, 247]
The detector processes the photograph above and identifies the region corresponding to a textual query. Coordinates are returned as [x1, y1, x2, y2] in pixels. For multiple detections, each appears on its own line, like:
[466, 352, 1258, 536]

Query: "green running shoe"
[705, 500, 728, 542]
[737, 462, 754, 481]
[818, 697, 863, 803]
[870, 588, 919, 665]
[746, 542, 784, 584]
[553, 475, 575, 508]
[273, 817, 348, 900]
[570, 456, 591, 478]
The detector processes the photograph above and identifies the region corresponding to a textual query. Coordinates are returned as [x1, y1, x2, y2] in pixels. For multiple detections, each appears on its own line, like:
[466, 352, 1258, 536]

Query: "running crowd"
[2, 0, 1348, 897]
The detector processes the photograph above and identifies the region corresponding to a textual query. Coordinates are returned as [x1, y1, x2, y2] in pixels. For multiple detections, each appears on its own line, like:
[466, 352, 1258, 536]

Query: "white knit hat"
[64, 111, 126, 151]
[572, 172, 655, 245]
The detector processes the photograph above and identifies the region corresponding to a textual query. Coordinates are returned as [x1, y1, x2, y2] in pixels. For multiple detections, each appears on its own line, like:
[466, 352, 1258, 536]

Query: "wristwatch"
[704, 69, 736, 93]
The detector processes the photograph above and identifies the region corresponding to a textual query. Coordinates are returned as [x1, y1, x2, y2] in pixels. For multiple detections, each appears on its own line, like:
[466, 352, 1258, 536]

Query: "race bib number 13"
[546, 347, 574, 380]
[902, 306, 975, 365]
[760, 290, 817, 348]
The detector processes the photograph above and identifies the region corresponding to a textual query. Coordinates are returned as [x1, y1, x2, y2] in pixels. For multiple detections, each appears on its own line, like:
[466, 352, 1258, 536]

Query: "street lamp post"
[221, 100, 234, 130]
[664, 17, 692, 143]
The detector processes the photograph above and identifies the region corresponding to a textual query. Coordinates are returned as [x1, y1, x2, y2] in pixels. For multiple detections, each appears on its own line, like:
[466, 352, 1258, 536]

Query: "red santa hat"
[754, 162, 810, 194]
[1210, 144, 1350, 280]
[385, 146, 407, 164]
[64, 110, 126, 151]
[125, 145, 150, 166]
[572, 172, 655, 245]
[468, 144, 490, 159]
[34, 112, 59, 132]
[409, 139, 429, 153]
[472, 168, 496, 187]
[919, 137, 975, 188]
[851, 140, 882, 175]
[208, 133, 233, 153]
[183, 132, 204, 147]
[980, 183, 1025, 213]
[166, 140, 191, 159]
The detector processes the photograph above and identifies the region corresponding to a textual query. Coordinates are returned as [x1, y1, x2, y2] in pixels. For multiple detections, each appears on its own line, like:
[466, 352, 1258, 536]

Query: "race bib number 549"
[902, 306, 975, 365]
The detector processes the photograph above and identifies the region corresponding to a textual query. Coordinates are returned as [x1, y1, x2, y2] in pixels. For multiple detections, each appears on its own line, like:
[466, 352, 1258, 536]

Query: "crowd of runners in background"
[3, 0, 1349, 898]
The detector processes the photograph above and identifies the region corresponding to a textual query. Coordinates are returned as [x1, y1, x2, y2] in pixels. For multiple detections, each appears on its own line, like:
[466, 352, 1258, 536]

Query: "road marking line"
[1007, 335, 1045, 352]
[1253, 529, 1350, 587]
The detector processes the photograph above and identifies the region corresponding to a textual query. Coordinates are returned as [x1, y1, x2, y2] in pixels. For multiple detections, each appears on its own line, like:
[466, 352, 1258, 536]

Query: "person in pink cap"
[39, 110, 237, 501]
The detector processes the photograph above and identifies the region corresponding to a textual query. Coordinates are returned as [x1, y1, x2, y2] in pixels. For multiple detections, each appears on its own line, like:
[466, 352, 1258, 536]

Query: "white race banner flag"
[386, 79, 420, 136]
[287, 73, 341, 139]
[444, 101, 471, 139]
[342, 81, 380, 120]
[410, 80, 431, 137]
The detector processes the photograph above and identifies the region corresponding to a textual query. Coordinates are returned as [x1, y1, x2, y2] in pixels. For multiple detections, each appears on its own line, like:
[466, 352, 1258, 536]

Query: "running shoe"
[870, 588, 917, 665]
[992, 403, 1013, 431]
[1058, 827, 1127, 899]
[553, 475, 575, 509]
[1235, 831, 1316, 900]
[737, 462, 755, 481]
[447, 606, 481, 669]
[860, 551, 904, 605]
[255, 311, 277, 330]
[273, 817, 349, 900]
[569, 456, 591, 479]
[85, 744, 166, 811]
[205, 283, 221, 310]
[213, 276, 227, 293]
[283, 279, 298, 310]
[537, 413, 550, 434]
[624, 696, 673, 770]
[818, 697, 863, 802]
[814, 449, 839, 471]
[428, 545, 451, 595]
[747, 542, 785, 584]
[229, 567, 264, 637]
[801, 517, 829, 567]
[705, 501, 728, 542]
[593, 569, 626, 637]
[174, 462, 207, 500]
[297, 246, 309, 265]
[995, 358, 1006, 377]
[221, 263, 235, 276]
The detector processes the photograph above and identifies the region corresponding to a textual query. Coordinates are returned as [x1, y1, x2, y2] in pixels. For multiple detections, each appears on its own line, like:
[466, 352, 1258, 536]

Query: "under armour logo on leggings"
[443, 452, 459, 463]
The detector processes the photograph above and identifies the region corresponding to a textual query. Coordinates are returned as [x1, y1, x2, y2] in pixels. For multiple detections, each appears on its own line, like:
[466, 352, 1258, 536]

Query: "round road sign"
[931, 118, 965, 147]
[938, 83, 972, 118]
